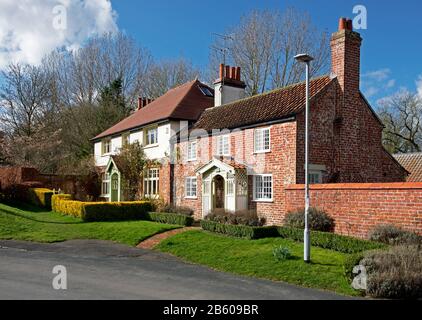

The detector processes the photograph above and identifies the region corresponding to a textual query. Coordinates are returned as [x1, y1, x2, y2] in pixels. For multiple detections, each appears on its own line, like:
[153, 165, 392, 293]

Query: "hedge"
[200, 220, 278, 240]
[200, 221, 385, 253]
[146, 212, 194, 226]
[28, 188, 54, 209]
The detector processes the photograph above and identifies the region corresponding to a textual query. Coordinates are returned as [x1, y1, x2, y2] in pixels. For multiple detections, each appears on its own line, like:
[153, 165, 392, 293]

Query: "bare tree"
[209, 8, 329, 95]
[379, 91, 422, 154]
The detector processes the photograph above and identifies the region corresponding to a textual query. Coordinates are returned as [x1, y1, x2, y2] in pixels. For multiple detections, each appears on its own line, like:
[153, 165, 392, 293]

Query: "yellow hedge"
[28, 188, 54, 209]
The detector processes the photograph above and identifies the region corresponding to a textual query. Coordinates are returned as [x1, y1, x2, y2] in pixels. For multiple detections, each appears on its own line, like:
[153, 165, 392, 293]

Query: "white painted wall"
[214, 83, 246, 107]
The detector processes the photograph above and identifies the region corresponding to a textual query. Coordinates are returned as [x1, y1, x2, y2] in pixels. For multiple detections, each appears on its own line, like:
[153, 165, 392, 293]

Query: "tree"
[113, 142, 147, 201]
[379, 91, 422, 154]
[209, 8, 329, 95]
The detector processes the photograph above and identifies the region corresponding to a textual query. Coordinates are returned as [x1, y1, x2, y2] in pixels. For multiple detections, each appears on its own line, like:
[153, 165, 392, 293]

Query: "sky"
[1, 0, 421, 107]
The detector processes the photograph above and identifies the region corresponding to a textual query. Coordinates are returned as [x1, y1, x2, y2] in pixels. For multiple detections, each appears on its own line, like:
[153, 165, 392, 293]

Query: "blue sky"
[1, 1, 421, 108]
[111, 0, 422, 107]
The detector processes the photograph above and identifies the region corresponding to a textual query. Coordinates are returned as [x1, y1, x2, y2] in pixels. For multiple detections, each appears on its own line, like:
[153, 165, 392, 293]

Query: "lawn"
[0, 202, 179, 246]
[156, 230, 359, 296]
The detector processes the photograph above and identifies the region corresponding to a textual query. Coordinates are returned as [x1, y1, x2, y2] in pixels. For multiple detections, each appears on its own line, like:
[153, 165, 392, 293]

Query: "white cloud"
[364, 86, 379, 98]
[0, 0, 118, 69]
[416, 75, 422, 98]
[362, 68, 391, 82]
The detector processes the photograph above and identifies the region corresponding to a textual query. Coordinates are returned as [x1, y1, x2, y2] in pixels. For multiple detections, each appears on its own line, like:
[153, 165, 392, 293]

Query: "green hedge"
[28, 188, 54, 209]
[146, 212, 194, 226]
[200, 220, 385, 253]
[200, 220, 278, 240]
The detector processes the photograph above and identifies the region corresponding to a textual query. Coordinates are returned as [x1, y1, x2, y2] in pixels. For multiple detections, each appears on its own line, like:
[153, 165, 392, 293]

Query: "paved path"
[0, 240, 352, 300]
[137, 227, 199, 249]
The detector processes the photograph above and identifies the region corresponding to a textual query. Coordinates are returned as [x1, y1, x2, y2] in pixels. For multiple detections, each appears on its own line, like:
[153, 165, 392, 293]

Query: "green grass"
[0, 202, 179, 246]
[156, 230, 359, 296]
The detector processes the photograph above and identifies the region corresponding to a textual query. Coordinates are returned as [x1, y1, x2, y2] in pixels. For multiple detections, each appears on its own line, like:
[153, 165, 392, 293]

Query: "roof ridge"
[204, 74, 331, 112]
[394, 152, 422, 156]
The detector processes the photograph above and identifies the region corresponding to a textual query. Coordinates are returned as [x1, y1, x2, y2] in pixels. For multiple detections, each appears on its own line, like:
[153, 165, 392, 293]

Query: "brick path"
[137, 227, 199, 249]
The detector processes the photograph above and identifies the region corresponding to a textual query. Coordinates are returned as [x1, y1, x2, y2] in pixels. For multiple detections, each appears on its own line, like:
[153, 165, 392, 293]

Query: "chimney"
[137, 97, 154, 110]
[214, 64, 246, 107]
[331, 17, 362, 96]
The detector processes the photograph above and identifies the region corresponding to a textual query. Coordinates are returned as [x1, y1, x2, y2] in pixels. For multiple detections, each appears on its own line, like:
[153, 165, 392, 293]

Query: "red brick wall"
[0, 167, 40, 190]
[285, 183, 422, 238]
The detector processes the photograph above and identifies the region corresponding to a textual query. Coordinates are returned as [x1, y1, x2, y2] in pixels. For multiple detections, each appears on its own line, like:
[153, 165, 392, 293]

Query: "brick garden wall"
[285, 183, 422, 238]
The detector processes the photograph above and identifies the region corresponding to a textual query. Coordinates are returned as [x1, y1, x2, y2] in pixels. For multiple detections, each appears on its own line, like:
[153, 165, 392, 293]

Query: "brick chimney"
[137, 97, 154, 110]
[330, 17, 362, 96]
[214, 64, 246, 107]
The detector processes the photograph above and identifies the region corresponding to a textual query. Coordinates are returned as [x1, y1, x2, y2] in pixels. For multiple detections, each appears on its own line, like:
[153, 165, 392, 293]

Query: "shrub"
[157, 204, 194, 217]
[369, 225, 422, 246]
[343, 253, 365, 282]
[362, 246, 422, 299]
[205, 209, 265, 227]
[273, 246, 292, 261]
[147, 212, 194, 226]
[28, 188, 54, 209]
[277, 226, 385, 254]
[284, 207, 334, 232]
[200, 220, 278, 239]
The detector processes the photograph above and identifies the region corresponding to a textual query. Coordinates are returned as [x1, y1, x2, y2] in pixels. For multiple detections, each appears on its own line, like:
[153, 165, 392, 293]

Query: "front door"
[111, 173, 119, 202]
[213, 175, 225, 210]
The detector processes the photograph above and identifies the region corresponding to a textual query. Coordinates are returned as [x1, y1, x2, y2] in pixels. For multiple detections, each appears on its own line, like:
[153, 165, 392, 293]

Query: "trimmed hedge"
[28, 188, 54, 209]
[200, 220, 385, 253]
[200, 220, 278, 240]
[147, 212, 194, 226]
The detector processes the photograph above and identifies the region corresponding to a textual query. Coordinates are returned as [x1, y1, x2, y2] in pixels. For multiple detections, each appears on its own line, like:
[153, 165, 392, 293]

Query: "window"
[199, 86, 214, 97]
[187, 140, 197, 161]
[216, 135, 230, 156]
[309, 171, 322, 184]
[253, 174, 273, 201]
[226, 179, 234, 196]
[185, 177, 197, 198]
[144, 168, 159, 198]
[145, 126, 158, 146]
[254, 127, 270, 153]
[102, 139, 111, 155]
[101, 173, 110, 195]
[122, 133, 130, 147]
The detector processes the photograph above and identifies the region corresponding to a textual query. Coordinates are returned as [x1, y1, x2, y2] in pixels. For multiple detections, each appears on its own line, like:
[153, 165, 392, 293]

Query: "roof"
[93, 80, 214, 140]
[193, 75, 334, 131]
[393, 153, 422, 182]
[195, 157, 246, 175]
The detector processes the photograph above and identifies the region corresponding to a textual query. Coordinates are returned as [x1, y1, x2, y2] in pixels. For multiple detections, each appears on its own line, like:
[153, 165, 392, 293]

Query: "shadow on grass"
[0, 203, 84, 225]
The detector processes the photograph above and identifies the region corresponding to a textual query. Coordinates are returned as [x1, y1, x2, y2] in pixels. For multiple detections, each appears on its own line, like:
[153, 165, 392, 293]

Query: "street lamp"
[294, 53, 314, 263]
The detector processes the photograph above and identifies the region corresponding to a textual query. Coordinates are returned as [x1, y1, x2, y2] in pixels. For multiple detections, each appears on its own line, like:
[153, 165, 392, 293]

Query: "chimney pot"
[225, 65, 230, 79]
[338, 17, 347, 31]
[236, 67, 241, 81]
[138, 97, 142, 110]
[219, 64, 225, 79]
[346, 19, 353, 31]
[231, 67, 236, 79]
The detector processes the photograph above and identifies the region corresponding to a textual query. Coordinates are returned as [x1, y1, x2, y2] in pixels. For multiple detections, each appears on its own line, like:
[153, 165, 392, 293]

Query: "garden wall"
[285, 182, 422, 239]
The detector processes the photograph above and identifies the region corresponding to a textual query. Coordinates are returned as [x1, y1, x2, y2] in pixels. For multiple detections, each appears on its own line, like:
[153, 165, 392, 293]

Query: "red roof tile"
[93, 80, 214, 140]
[394, 153, 422, 182]
[193, 75, 334, 131]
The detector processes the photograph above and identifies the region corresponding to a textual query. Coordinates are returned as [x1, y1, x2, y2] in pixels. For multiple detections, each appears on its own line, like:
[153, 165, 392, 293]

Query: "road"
[0, 239, 350, 300]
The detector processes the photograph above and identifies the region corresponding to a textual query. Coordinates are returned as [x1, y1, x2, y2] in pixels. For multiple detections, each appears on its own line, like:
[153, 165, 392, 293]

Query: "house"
[172, 17, 407, 224]
[394, 153, 422, 182]
[92, 80, 214, 202]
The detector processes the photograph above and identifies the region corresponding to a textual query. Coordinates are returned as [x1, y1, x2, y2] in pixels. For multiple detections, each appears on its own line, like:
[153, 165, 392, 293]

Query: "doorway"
[213, 175, 225, 210]
[110, 173, 119, 202]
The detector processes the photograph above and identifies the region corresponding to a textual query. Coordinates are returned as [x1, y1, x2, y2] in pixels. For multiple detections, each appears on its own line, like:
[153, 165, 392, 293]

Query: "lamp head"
[294, 53, 314, 63]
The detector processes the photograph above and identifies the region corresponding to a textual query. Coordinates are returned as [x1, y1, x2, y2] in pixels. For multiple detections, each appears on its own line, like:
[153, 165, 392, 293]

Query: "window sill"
[187, 159, 197, 162]
[252, 199, 274, 203]
[185, 196, 198, 200]
[143, 144, 158, 149]
[253, 150, 271, 154]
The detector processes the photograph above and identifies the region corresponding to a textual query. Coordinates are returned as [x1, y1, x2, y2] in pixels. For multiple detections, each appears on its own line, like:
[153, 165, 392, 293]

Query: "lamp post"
[294, 53, 314, 263]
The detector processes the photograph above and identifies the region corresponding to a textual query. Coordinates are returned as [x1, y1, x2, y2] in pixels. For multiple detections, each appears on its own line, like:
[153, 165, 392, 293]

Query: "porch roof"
[195, 157, 246, 175]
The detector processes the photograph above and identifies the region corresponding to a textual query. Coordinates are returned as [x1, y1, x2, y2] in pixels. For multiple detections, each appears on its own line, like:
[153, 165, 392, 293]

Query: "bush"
[273, 246, 292, 261]
[205, 209, 266, 227]
[157, 204, 194, 217]
[362, 246, 422, 299]
[343, 253, 365, 282]
[147, 212, 194, 226]
[28, 188, 54, 209]
[369, 225, 422, 246]
[284, 207, 334, 232]
[277, 226, 385, 254]
[200, 220, 278, 239]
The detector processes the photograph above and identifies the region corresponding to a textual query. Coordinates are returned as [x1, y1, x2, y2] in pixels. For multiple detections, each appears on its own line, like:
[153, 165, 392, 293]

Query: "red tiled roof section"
[193, 75, 334, 131]
[394, 153, 422, 182]
[93, 80, 214, 140]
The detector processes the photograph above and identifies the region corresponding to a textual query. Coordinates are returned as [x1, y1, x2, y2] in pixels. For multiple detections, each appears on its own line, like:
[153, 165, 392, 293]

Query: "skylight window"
[199, 86, 214, 97]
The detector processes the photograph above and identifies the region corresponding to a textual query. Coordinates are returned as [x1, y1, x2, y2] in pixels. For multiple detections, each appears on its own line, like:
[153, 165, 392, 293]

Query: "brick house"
[172, 18, 407, 223]
[92, 80, 214, 202]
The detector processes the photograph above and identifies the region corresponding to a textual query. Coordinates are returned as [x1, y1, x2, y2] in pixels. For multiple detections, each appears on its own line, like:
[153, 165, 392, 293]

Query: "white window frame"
[254, 127, 271, 153]
[187, 140, 197, 161]
[101, 173, 110, 196]
[185, 177, 197, 199]
[145, 126, 158, 146]
[309, 170, 322, 184]
[253, 174, 273, 202]
[216, 134, 230, 156]
[144, 168, 160, 198]
[102, 139, 111, 155]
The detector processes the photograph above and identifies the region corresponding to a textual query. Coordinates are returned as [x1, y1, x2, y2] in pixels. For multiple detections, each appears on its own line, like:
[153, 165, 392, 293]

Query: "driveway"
[0, 240, 351, 300]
